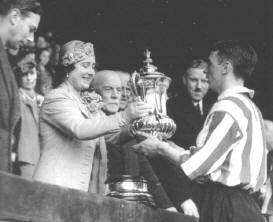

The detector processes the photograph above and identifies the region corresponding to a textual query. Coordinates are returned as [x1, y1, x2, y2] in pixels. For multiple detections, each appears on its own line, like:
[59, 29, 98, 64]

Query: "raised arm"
[41, 93, 128, 140]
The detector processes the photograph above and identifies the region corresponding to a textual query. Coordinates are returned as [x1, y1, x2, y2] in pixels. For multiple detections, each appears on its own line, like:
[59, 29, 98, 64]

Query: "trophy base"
[105, 175, 157, 208]
[106, 191, 156, 207]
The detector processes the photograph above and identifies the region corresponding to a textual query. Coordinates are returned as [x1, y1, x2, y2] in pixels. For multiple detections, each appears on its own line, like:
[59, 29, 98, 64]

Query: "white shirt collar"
[192, 100, 203, 115]
[218, 86, 255, 100]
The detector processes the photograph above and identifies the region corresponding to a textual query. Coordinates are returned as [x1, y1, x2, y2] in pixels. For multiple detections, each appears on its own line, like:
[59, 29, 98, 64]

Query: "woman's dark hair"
[0, 0, 43, 17]
[36, 47, 51, 63]
[14, 61, 36, 86]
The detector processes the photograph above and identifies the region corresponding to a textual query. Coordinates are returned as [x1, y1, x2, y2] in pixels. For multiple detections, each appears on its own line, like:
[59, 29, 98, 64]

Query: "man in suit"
[0, 0, 42, 172]
[149, 59, 215, 216]
[168, 59, 214, 149]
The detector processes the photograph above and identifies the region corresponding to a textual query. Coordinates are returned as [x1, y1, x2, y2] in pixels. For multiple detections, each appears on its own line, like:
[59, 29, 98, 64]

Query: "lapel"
[171, 93, 203, 128]
[27, 100, 39, 123]
[60, 82, 90, 118]
[177, 93, 199, 115]
[19, 91, 39, 123]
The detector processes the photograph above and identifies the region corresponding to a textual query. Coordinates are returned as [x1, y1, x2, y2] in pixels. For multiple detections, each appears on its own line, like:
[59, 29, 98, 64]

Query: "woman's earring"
[66, 73, 70, 79]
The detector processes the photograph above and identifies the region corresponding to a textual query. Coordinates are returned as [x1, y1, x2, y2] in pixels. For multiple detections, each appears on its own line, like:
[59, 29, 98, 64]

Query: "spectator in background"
[51, 43, 61, 67]
[13, 58, 43, 178]
[94, 70, 122, 115]
[92, 70, 176, 211]
[36, 35, 49, 49]
[0, 0, 42, 172]
[168, 59, 214, 149]
[36, 47, 53, 95]
[36, 48, 53, 95]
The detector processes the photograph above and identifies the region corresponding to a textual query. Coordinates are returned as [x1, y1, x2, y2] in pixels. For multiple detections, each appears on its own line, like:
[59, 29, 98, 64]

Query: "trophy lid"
[139, 49, 165, 77]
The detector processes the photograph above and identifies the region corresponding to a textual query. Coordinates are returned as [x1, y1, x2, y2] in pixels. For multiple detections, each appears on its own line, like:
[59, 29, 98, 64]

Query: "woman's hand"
[122, 101, 153, 122]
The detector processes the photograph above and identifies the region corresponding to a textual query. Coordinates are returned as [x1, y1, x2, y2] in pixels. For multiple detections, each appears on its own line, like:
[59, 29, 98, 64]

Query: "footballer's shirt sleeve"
[181, 110, 242, 180]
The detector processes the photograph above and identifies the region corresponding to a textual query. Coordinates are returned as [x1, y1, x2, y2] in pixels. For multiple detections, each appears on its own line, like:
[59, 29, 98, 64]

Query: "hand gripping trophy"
[129, 50, 176, 140]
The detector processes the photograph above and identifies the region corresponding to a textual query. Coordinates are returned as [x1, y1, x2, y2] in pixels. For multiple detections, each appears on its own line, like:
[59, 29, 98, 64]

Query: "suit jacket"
[33, 82, 129, 192]
[167, 91, 214, 149]
[0, 39, 21, 172]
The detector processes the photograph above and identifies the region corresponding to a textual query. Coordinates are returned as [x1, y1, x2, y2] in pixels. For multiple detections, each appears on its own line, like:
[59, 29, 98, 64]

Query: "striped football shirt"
[181, 86, 267, 192]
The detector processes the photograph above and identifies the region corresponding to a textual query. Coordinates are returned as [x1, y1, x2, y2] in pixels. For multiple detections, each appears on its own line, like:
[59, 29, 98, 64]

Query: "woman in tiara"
[33, 40, 151, 194]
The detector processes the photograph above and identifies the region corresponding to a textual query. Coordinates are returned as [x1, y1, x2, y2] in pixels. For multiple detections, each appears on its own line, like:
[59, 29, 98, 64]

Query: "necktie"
[195, 103, 202, 115]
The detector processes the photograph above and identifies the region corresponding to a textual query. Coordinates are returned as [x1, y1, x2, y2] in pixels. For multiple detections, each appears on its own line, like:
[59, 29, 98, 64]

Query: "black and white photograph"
[0, 0, 273, 221]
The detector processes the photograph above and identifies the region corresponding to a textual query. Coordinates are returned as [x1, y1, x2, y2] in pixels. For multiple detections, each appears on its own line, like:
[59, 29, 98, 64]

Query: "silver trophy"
[130, 50, 176, 140]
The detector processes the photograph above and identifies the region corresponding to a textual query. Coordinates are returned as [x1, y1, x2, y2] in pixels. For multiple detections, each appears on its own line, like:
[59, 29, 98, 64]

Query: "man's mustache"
[194, 89, 202, 92]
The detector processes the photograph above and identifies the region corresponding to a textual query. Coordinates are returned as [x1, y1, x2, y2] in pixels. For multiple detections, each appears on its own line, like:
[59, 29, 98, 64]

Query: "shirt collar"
[192, 100, 203, 107]
[218, 85, 255, 100]
[192, 100, 203, 114]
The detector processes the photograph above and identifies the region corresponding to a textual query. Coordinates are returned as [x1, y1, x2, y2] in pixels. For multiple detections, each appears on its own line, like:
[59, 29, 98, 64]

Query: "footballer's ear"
[221, 60, 233, 76]
[8, 8, 21, 26]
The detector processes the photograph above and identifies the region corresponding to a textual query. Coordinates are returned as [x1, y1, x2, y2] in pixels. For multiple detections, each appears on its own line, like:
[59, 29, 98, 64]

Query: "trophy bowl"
[132, 114, 176, 140]
[106, 175, 156, 207]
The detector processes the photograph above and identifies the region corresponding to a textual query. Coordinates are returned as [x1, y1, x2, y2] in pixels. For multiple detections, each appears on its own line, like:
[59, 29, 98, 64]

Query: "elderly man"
[133, 40, 266, 222]
[0, 0, 42, 172]
[92, 70, 122, 115]
[92, 70, 175, 210]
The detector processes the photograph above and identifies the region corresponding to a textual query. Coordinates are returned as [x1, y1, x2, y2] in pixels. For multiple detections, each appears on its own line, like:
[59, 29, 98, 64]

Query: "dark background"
[39, 0, 273, 119]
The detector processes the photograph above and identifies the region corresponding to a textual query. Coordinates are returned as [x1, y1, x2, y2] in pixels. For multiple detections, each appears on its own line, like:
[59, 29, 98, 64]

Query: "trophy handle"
[154, 77, 169, 115]
[129, 71, 143, 102]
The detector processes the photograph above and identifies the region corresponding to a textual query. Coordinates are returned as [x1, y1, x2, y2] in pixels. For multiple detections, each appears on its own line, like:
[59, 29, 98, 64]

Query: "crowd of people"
[1, 0, 273, 222]
[7, 32, 58, 178]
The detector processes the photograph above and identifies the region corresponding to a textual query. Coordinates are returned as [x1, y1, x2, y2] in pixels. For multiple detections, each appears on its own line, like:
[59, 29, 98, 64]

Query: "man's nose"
[196, 81, 202, 89]
[121, 88, 127, 97]
[111, 89, 119, 98]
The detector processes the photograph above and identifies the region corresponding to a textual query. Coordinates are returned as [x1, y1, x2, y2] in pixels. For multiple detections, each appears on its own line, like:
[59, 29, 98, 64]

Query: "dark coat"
[0, 39, 21, 172]
[167, 90, 215, 149]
